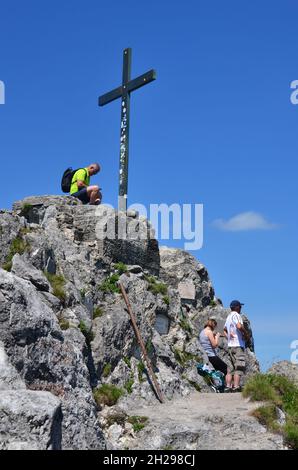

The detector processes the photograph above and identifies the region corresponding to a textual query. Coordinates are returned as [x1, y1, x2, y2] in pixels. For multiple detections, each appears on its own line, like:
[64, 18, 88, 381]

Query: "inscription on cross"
[98, 48, 156, 212]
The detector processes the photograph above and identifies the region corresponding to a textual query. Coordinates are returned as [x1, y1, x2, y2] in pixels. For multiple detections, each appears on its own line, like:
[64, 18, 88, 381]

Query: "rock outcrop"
[0, 196, 260, 450]
[267, 361, 298, 386]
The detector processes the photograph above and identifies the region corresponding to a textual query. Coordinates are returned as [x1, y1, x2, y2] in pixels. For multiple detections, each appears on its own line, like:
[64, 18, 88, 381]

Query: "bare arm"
[205, 329, 219, 348]
[77, 179, 87, 189]
[236, 321, 250, 342]
[236, 322, 245, 332]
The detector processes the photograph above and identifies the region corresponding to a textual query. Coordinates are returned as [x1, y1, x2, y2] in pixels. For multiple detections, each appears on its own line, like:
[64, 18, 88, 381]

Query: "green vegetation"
[127, 415, 149, 433]
[2, 235, 31, 272]
[163, 296, 170, 306]
[79, 320, 95, 345]
[209, 299, 217, 307]
[148, 282, 168, 296]
[146, 339, 154, 355]
[284, 420, 298, 450]
[20, 203, 33, 217]
[59, 318, 70, 331]
[80, 289, 86, 300]
[114, 262, 128, 275]
[19, 227, 34, 236]
[99, 273, 120, 294]
[98, 263, 129, 294]
[243, 373, 298, 449]
[124, 377, 134, 394]
[251, 405, 280, 432]
[138, 361, 146, 383]
[93, 384, 124, 407]
[106, 413, 127, 428]
[173, 348, 202, 368]
[44, 272, 66, 302]
[178, 318, 193, 335]
[186, 379, 201, 392]
[145, 275, 168, 296]
[102, 364, 112, 378]
[123, 357, 131, 369]
[243, 374, 280, 403]
[93, 306, 104, 319]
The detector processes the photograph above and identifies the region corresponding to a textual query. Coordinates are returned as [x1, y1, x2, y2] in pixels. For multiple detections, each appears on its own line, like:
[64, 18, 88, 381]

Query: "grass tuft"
[179, 318, 193, 335]
[93, 384, 124, 407]
[127, 415, 149, 433]
[79, 320, 95, 345]
[99, 274, 120, 294]
[243, 373, 298, 449]
[59, 318, 70, 330]
[93, 306, 104, 319]
[124, 377, 134, 394]
[2, 236, 31, 272]
[44, 272, 66, 302]
[114, 262, 128, 275]
[102, 363, 112, 378]
[138, 361, 146, 383]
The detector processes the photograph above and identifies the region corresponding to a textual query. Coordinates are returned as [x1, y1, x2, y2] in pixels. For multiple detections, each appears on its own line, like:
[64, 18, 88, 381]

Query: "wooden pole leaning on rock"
[119, 282, 164, 404]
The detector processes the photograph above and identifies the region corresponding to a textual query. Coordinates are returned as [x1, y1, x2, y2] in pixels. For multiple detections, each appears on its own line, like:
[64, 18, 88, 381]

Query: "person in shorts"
[70, 163, 102, 205]
[223, 300, 247, 392]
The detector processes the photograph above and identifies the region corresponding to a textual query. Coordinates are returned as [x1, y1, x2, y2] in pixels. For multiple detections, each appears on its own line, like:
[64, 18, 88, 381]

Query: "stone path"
[124, 392, 286, 450]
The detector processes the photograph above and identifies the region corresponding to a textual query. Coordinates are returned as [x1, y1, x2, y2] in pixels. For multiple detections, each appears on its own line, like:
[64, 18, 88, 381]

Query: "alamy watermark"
[290, 340, 298, 364]
[0, 80, 5, 105]
[290, 80, 298, 105]
[94, 201, 204, 251]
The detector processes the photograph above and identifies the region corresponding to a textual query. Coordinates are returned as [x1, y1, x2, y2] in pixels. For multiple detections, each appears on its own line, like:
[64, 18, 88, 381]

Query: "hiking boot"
[232, 386, 242, 393]
[224, 386, 233, 393]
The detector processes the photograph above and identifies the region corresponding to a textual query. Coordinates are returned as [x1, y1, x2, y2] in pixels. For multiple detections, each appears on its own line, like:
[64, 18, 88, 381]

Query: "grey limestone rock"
[267, 360, 298, 386]
[0, 268, 105, 449]
[0, 390, 62, 450]
[159, 246, 214, 309]
[0, 196, 265, 450]
[11, 254, 51, 291]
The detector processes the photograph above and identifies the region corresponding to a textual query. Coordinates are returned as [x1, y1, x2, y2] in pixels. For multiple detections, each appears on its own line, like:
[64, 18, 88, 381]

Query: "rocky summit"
[0, 195, 277, 450]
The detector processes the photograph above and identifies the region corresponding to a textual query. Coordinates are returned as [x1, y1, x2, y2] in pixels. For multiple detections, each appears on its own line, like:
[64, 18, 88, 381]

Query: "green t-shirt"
[70, 168, 90, 194]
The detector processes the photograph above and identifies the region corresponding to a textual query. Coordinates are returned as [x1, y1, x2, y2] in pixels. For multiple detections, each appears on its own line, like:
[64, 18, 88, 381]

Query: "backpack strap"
[72, 168, 88, 184]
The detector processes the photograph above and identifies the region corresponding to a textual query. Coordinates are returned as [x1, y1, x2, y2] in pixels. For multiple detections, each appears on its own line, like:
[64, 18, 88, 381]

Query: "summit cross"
[98, 48, 156, 212]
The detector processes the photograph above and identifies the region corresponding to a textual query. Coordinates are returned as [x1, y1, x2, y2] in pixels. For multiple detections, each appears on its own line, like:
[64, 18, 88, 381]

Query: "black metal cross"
[98, 48, 156, 212]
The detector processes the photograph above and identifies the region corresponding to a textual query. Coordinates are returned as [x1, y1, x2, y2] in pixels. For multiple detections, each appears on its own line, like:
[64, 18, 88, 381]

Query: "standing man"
[223, 300, 247, 392]
[70, 163, 102, 205]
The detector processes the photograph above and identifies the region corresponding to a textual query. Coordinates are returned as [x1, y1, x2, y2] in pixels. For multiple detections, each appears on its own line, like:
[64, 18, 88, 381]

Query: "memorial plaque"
[178, 281, 196, 301]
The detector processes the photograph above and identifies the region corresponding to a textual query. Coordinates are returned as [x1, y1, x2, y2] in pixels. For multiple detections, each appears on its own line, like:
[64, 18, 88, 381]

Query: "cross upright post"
[98, 48, 156, 212]
[119, 48, 131, 212]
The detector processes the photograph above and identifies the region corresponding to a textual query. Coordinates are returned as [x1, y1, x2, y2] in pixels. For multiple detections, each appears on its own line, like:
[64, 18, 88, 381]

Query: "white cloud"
[212, 211, 278, 232]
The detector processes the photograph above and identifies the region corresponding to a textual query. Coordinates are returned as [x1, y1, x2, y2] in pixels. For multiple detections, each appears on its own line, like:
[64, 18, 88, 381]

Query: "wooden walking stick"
[119, 282, 164, 403]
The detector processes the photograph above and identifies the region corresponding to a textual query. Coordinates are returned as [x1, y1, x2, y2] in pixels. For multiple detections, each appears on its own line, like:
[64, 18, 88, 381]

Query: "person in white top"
[223, 300, 247, 392]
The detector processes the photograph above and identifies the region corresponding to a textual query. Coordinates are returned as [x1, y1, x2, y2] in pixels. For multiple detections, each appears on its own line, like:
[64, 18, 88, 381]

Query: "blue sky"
[1, 0, 297, 370]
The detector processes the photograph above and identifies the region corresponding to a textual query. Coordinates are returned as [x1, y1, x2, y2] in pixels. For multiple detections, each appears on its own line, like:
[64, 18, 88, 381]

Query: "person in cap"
[223, 300, 247, 392]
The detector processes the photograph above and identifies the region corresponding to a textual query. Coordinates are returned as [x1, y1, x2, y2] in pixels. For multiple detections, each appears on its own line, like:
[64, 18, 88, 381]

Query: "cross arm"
[98, 85, 123, 107]
[127, 69, 156, 93]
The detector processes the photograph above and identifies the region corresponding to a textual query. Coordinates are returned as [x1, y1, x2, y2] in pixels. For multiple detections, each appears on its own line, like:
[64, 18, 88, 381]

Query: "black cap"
[230, 300, 244, 309]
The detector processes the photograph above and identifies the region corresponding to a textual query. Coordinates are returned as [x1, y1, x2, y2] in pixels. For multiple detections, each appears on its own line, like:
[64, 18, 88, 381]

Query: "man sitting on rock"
[70, 163, 102, 205]
[223, 300, 247, 392]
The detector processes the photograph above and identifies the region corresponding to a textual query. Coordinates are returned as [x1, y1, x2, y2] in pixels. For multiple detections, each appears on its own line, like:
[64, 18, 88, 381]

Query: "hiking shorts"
[228, 347, 246, 376]
[71, 188, 90, 204]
